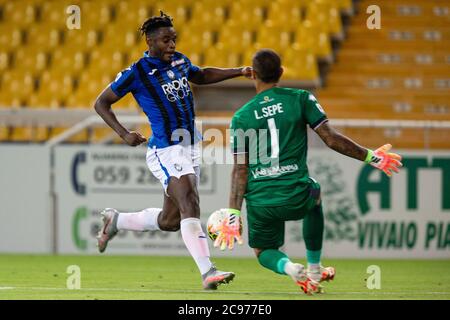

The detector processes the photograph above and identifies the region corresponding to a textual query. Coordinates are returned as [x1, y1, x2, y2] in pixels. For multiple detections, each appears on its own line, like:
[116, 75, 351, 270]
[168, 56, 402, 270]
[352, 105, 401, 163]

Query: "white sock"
[116, 208, 161, 231]
[308, 263, 320, 272]
[284, 261, 305, 282]
[180, 218, 213, 275]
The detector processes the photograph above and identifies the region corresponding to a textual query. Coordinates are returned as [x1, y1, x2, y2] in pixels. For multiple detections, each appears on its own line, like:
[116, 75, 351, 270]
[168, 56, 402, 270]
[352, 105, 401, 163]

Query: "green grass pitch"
[0, 255, 449, 300]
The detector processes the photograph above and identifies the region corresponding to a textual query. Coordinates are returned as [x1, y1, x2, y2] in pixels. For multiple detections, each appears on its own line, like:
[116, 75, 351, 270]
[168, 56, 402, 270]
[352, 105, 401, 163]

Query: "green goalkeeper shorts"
[246, 178, 321, 249]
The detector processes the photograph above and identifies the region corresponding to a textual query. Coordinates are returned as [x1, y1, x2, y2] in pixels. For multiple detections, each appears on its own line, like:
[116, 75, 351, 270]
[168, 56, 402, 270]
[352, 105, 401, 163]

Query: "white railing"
[44, 115, 450, 146]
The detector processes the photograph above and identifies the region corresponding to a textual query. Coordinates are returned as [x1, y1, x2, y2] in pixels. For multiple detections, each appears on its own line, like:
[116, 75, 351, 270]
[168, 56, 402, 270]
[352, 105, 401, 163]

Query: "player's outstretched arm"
[189, 66, 252, 85]
[315, 121, 402, 177]
[94, 86, 147, 147]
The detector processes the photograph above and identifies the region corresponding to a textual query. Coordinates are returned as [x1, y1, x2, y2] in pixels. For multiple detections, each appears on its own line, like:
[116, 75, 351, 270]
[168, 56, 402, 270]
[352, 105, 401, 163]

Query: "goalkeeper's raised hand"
[365, 144, 402, 177]
[214, 209, 243, 251]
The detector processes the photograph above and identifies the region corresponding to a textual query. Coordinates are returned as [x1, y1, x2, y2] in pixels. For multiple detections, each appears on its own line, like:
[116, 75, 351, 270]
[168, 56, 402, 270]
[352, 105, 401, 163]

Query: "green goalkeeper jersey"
[230, 87, 327, 207]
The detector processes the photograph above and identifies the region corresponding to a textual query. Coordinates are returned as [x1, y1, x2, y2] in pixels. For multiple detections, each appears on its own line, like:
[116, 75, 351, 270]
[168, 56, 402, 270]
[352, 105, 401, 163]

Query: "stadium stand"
[0, 0, 448, 148]
[316, 0, 450, 148]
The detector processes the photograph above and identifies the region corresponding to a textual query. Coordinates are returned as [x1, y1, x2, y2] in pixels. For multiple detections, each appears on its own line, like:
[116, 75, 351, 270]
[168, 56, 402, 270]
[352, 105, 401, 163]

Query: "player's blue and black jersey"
[110, 51, 202, 148]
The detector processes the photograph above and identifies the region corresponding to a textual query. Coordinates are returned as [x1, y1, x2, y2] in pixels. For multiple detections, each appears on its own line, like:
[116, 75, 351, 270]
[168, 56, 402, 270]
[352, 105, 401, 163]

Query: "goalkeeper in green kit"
[212, 49, 403, 295]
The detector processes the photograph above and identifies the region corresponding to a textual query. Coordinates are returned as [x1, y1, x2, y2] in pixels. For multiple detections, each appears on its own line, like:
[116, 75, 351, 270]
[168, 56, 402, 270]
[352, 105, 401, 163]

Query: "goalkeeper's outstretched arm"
[315, 121, 402, 177]
[314, 121, 367, 161]
[229, 153, 249, 211]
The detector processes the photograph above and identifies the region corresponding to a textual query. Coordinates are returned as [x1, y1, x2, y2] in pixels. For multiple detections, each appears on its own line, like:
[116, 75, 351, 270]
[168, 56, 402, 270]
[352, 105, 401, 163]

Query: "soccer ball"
[206, 209, 229, 241]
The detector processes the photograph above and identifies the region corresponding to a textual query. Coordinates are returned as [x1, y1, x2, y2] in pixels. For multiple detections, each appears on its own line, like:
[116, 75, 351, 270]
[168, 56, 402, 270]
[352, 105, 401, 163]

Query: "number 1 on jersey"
[267, 118, 279, 158]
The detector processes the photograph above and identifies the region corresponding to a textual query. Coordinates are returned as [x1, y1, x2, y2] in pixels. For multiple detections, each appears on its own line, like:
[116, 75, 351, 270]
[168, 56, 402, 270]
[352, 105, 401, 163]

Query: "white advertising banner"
[0, 145, 51, 253]
[54, 145, 450, 258]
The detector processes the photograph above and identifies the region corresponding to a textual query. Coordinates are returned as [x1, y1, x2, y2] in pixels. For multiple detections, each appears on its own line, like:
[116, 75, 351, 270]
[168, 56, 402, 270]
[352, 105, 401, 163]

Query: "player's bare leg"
[168, 174, 235, 290]
[96, 192, 178, 253]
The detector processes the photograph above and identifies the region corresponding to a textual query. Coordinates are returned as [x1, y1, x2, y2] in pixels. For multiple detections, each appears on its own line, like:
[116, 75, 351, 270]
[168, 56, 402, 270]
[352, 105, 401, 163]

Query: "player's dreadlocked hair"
[140, 11, 174, 37]
[252, 49, 283, 83]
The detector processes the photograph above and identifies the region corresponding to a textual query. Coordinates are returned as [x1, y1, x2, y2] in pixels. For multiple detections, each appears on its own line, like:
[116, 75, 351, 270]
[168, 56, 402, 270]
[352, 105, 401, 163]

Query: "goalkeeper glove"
[213, 208, 243, 251]
[365, 144, 402, 177]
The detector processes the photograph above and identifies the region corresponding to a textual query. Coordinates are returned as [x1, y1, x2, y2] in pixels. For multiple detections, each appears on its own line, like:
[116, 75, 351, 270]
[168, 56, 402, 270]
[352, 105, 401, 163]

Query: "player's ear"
[145, 35, 152, 47]
[251, 69, 257, 80]
[279, 67, 284, 78]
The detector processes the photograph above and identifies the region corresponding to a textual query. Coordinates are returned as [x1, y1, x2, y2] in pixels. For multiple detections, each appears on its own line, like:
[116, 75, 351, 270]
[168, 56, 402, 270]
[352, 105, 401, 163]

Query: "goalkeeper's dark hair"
[140, 11, 173, 37]
[252, 49, 282, 83]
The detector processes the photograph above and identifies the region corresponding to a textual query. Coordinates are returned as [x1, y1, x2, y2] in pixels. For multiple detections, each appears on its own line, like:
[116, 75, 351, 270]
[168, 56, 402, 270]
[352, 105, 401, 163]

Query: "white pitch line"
[1, 286, 449, 296]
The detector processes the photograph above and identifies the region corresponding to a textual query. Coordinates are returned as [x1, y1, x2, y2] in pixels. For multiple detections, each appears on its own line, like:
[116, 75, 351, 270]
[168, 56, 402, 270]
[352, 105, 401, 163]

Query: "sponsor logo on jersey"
[167, 70, 175, 79]
[161, 76, 191, 102]
[114, 67, 131, 81]
[251, 164, 299, 179]
[171, 58, 185, 67]
[259, 96, 275, 104]
[308, 94, 325, 114]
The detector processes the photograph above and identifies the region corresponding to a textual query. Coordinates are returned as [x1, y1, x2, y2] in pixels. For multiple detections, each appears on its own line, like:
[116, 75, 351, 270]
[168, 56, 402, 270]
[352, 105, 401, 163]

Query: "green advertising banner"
[55, 146, 449, 258]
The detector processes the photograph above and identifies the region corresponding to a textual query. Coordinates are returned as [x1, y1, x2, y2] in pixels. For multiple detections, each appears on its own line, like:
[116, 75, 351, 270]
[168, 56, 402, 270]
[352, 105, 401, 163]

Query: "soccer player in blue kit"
[94, 12, 252, 290]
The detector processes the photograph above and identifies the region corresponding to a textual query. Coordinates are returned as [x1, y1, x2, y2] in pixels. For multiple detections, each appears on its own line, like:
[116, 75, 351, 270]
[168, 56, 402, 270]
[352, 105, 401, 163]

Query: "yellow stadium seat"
[26, 71, 73, 108]
[63, 29, 100, 51]
[2, 71, 35, 103]
[219, 21, 255, 52]
[179, 30, 214, 51]
[26, 26, 62, 50]
[114, 1, 153, 32]
[114, 93, 139, 109]
[204, 44, 241, 68]
[66, 72, 112, 109]
[49, 127, 88, 143]
[255, 24, 293, 52]
[175, 41, 198, 58]
[0, 52, 10, 73]
[2, 2, 37, 27]
[154, 1, 190, 26]
[123, 45, 147, 65]
[51, 48, 86, 77]
[91, 127, 114, 143]
[228, 2, 265, 29]
[306, 0, 343, 37]
[34, 127, 49, 142]
[40, 1, 77, 28]
[267, 2, 303, 31]
[10, 126, 33, 142]
[89, 48, 126, 74]
[189, 3, 227, 31]
[295, 20, 332, 61]
[283, 46, 319, 81]
[336, 0, 354, 14]
[102, 26, 139, 51]
[0, 126, 9, 141]
[28, 92, 61, 109]
[0, 91, 22, 108]
[13, 48, 48, 76]
[0, 26, 23, 51]
[242, 48, 255, 66]
[80, 2, 114, 29]
[137, 123, 151, 139]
